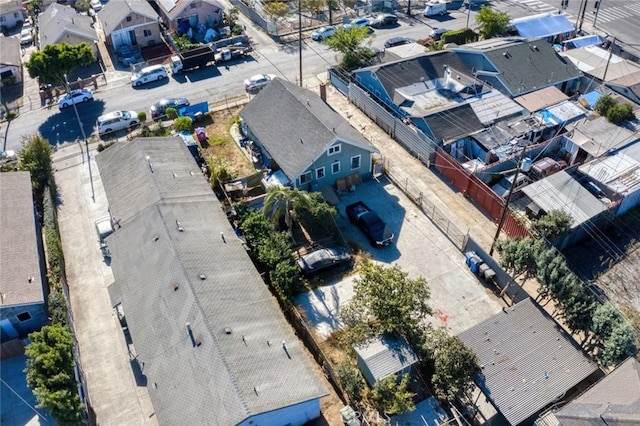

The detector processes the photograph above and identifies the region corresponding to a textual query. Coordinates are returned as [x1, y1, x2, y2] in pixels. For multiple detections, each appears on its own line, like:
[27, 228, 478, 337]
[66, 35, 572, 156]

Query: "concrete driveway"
[296, 178, 503, 338]
[54, 144, 157, 425]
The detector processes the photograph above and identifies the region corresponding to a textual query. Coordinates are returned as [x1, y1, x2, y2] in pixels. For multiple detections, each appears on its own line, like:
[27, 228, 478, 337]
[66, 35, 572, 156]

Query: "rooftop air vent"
[176, 220, 184, 232]
[199, 274, 206, 280]
[172, 283, 179, 291]
[224, 327, 232, 335]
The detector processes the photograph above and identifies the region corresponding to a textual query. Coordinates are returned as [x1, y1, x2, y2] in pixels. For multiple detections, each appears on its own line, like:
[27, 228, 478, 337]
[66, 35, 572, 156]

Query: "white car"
[343, 17, 370, 30]
[90, 0, 103, 12]
[97, 110, 139, 136]
[20, 26, 32, 46]
[311, 25, 337, 41]
[243, 74, 276, 93]
[58, 88, 94, 109]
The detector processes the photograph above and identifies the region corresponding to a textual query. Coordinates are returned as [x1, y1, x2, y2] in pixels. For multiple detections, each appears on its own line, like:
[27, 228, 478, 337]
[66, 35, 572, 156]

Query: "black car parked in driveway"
[346, 201, 394, 247]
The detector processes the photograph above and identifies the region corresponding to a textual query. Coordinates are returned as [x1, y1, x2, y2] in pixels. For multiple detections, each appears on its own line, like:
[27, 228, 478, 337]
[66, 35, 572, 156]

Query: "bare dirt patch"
[198, 107, 255, 178]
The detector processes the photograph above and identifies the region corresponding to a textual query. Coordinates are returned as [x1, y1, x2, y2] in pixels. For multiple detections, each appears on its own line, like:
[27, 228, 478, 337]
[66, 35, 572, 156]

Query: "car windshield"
[121, 111, 131, 119]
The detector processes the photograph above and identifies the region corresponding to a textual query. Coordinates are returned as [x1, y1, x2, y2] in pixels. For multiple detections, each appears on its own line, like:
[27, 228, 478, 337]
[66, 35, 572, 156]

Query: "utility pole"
[593, 0, 603, 27]
[489, 147, 528, 256]
[466, 0, 472, 28]
[601, 36, 616, 82]
[298, 0, 303, 87]
[576, 0, 588, 32]
[328, 0, 332, 25]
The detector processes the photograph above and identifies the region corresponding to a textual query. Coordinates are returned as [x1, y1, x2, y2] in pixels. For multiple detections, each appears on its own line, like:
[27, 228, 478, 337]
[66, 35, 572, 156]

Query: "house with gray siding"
[98, 0, 161, 50]
[96, 137, 328, 425]
[239, 78, 378, 190]
[0, 172, 47, 342]
[39, 3, 99, 57]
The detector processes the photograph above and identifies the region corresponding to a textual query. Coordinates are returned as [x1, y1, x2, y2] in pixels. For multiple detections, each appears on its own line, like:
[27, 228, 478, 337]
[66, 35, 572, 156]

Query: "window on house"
[299, 171, 312, 185]
[143, 29, 152, 37]
[126, 16, 132, 22]
[351, 155, 361, 170]
[316, 167, 325, 180]
[328, 144, 341, 155]
[331, 161, 340, 174]
[17, 312, 32, 322]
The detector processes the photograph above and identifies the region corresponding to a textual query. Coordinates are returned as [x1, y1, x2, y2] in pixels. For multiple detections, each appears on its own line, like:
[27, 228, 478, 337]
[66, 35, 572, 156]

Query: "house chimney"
[319, 82, 326, 103]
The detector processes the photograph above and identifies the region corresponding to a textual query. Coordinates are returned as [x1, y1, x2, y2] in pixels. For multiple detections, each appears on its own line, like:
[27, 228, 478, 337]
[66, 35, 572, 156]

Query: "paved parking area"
[296, 178, 503, 338]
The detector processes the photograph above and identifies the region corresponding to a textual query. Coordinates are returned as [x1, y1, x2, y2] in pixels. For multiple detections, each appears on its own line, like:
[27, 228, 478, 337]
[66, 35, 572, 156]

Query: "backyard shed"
[355, 335, 418, 387]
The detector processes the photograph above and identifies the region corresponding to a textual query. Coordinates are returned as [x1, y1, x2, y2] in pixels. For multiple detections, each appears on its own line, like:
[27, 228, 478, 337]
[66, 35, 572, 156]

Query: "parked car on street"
[97, 110, 139, 136]
[131, 65, 168, 87]
[298, 246, 351, 274]
[90, 0, 103, 12]
[311, 25, 338, 41]
[58, 88, 94, 110]
[384, 36, 415, 48]
[243, 74, 276, 93]
[344, 17, 370, 30]
[150, 97, 190, 119]
[491, 173, 531, 199]
[370, 13, 398, 28]
[429, 27, 449, 40]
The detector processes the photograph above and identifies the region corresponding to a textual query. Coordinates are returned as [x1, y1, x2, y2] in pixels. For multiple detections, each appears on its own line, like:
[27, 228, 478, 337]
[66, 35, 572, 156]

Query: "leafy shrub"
[441, 28, 478, 45]
[48, 292, 68, 326]
[173, 116, 193, 132]
[173, 35, 202, 51]
[607, 103, 635, 124]
[371, 375, 415, 416]
[42, 185, 56, 228]
[137, 111, 147, 123]
[594, 94, 616, 116]
[335, 362, 364, 402]
[165, 107, 178, 120]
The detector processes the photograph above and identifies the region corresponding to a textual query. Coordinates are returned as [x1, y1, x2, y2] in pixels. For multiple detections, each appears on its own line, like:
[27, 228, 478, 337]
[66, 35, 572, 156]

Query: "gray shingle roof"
[458, 298, 598, 426]
[99, 0, 158, 36]
[0, 172, 44, 307]
[421, 103, 484, 142]
[97, 138, 327, 425]
[158, 0, 223, 20]
[0, 35, 21, 67]
[38, 3, 97, 49]
[355, 335, 418, 383]
[555, 357, 640, 425]
[239, 78, 375, 182]
[481, 39, 581, 97]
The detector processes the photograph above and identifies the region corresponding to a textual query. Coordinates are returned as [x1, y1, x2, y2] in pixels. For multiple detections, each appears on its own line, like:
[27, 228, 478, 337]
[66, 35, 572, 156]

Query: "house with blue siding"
[239, 78, 378, 190]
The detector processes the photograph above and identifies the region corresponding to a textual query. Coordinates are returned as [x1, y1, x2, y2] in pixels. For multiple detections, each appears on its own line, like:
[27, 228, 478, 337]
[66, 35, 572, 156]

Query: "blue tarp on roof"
[563, 34, 602, 49]
[514, 14, 575, 38]
[579, 91, 603, 109]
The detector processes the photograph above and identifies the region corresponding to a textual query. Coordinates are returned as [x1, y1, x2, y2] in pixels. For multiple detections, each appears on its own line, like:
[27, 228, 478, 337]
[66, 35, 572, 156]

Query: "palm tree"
[262, 187, 312, 229]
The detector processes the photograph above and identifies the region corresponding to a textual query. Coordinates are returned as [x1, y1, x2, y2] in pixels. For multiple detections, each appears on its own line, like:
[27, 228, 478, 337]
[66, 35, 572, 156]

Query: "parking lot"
[296, 177, 504, 337]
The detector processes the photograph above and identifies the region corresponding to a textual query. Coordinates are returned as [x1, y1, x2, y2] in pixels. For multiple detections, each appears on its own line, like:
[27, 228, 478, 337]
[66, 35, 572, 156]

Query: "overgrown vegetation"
[173, 116, 193, 132]
[475, 6, 510, 39]
[18, 135, 53, 194]
[532, 209, 574, 241]
[594, 94, 636, 124]
[173, 35, 202, 51]
[335, 362, 365, 403]
[441, 28, 478, 45]
[206, 155, 237, 189]
[496, 236, 636, 367]
[25, 324, 84, 425]
[325, 26, 374, 70]
[25, 43, 94, 87]
[370, 375, 415, 416]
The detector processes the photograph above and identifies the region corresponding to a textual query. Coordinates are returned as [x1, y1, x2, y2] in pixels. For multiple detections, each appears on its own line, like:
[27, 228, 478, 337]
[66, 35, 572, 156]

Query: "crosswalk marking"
[518, 0, 557, 12]
[624, 3, 640, 14]
[592, 6, 633, 23]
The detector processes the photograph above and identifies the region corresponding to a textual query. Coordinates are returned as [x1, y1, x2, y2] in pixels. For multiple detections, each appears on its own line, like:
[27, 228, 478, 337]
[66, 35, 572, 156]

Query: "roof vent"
[242, 335, 247, 346]
[176, 220, 184, 232]
[224, 327, 232, 334]
[199, 274, 207, 280]
[153, 235, 159, 241]
[172, 283, 179, 291]
[282, 340, 291, 359]
[254, 386, 259, 396]
[300, 138, 304, 144]
[220, 232, 226, 243]
[306, 99, 310, 106]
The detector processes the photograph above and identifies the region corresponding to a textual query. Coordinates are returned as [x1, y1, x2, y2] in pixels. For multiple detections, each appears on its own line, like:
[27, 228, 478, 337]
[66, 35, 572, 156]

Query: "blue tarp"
[579, 91, 603, 109]
[514, 14, 575, 38]
[563, 34, 602, 49]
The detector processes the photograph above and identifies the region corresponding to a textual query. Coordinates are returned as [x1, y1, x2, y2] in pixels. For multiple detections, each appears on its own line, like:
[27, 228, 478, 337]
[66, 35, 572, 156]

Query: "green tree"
[607, 103, 635, 124]
[594, 94, 616, 117]
[598, 322, 636, 367]
[335, 362, 365, 402]
[370, 375, 415, 416]
[263, 187, 313, 229]
[240, 209, 274, 250]
[293, 191, 338, 237]
[264, 1, 290, 18]
[496, 237, 541, 283]
[325, 26, 373, 70]
[301, 0, 326, 17]
[475, 6, 510, 39]
[269, 260, 301, 300]
[48, 292, 69, 326]
[533, 210, 573, 241]
[25, 324, 84, 425]
[18, 135, 53, 194]
[423, 328, 480, 401]
[340, 261, 432, 342]
[173, 116, 193, 132]
[25, 43, 94, 87]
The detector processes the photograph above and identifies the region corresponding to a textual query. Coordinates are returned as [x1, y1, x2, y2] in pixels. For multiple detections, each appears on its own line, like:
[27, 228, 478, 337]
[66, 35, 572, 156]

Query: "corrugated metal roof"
[579, 153, 640, 195]
[0, 172, 44, 307]
[355, 335, 418, 382]
[97, 138, 328, 425]
[569, 116, 638, 157]
[521, 171, 606, 226]
[467, 90, 524, 125]
[555, 357, 640, 424]
[458, 298, 599, 426]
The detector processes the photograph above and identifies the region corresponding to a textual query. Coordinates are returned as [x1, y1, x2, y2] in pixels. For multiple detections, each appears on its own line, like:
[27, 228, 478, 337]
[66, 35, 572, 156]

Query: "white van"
[131, 65, 168, 87]
[424, 1, 447, 16]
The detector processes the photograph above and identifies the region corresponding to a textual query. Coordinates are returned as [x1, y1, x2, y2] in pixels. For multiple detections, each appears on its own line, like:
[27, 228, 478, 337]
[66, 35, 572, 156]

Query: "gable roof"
[38, 3, 97, 48]
[158, 0, 223, 20]
[483, 39, 581, 96]
[99, 0, 158, 36]
[606, 70, 640, 99]
[239, 78, 376, 182]
[522, 171, 607, 227]
[357, 51, 472, 101]
[458, 298, 599, 426]
[421, 103, 484, 142]
[512, 13, 575, 39]
[560, 46, 640, 82]
[355, 335, 419, 383]
[554, 357, 640, 425]
[0, 172, 44, 307]
[0, 0, 21, 16]
[0, 35, 21, 67]
[97, 138, 328, 425]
